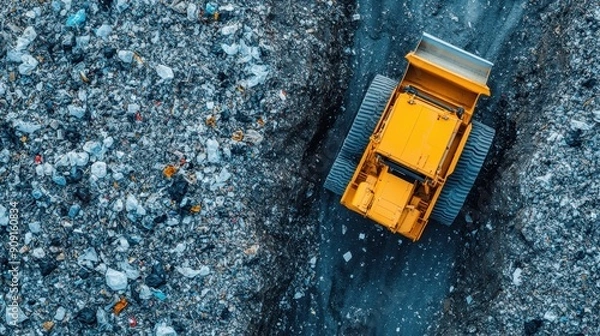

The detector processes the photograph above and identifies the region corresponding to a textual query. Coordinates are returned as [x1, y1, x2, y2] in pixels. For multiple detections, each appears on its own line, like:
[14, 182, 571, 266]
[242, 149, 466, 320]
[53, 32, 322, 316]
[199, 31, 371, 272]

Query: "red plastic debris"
[135, 111, 143, 121]
[128, 316, 138, 327]
[34, 154, 43, 164]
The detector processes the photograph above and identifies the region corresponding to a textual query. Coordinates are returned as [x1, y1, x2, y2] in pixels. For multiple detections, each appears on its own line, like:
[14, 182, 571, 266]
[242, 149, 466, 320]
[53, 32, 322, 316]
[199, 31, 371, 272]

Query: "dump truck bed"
[414, 33, 492, 87]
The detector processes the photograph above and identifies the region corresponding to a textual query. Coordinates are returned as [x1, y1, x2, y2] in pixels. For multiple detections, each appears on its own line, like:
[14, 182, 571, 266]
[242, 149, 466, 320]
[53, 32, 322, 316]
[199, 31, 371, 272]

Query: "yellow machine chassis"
[339, 33, 492, 241]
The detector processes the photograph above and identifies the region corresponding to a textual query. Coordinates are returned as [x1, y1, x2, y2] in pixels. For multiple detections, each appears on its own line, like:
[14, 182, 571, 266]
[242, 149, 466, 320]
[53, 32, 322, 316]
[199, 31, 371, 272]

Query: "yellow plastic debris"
[205, 115, 217, 127]
[43, 321, 55, 331]
[163, 165, 178, 178]
[113, 297, 128, 316]
[232, 130, 244, 142]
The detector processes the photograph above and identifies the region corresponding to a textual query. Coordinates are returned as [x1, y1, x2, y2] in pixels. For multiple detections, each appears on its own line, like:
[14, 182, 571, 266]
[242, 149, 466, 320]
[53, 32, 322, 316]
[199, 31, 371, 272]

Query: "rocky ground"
[436, 1, 600, 335]
[0, 0, 351, 334]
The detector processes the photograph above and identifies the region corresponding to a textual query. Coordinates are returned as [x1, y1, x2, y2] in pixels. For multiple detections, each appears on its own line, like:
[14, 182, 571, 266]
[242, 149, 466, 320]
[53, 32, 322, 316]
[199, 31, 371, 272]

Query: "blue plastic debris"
[31, 189, 43, 199]
[151, 289, 167, 301]
[51, 0, 62, 12]
[68, 204, 81, 218]
[205, 2, 218, 16]
[66, 9, 87, 28]
[52, 174, 67, 186]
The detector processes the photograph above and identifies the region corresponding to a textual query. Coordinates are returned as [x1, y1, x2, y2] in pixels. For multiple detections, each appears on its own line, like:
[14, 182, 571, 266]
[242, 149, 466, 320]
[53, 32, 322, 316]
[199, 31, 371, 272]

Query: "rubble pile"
[0, 0, 351, 334]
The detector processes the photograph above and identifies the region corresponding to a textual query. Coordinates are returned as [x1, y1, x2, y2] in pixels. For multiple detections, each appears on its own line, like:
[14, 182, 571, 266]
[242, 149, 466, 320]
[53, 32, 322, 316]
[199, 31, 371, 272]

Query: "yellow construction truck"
[324, 33, 494, 242]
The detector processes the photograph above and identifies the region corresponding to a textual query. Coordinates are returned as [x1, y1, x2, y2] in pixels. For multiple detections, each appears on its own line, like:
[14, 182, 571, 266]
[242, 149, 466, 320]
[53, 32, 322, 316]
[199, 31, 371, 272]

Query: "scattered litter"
[15, 27, 37, 51]
[113, 297, 128, 315]
[0, 1, 366, 334]
[126, 195, 139, 212]
[187, 3, 198, 21]
[54, 307, 66, 321]
[152, 289, 167, 301]
[113, 199, 124, 212]
[163, 165, 178, 178]
[543, 310, 557, 322]
[71, 152, 89, 166]
[155, 65, 174, 80]
[465, 213, 474, 225]
[68, 105, 85, 119]
[115, 0, 130, 12]
[205, 2, 218, 16]
[52, 174, 67, 186]
[18, 55, 39, 76]
[83, 141, 103, 156]
[28, 222, 42, 233]
[343, 251, 352, 262]
[127, 103, 140, 114]
[215, 167, 231, 183]
[278, 90, 287, 101]
[6, 306, 28, 325]
[76, 307, 96, 325]
[32, 247, 46, 259]
[221, 23, 241, 35]
[14, 120, 41, 134]
[244, 244, 259, 255]
[512, 268, 523, 286]
[154, 322, 177, 336]
[106, 268, 128, 291]
[238, 41, 261, 63]
[176, 266, 210, 278]
[206, 139, 221, 163]
[243, 64, 270, 88]
[118, 50, 134, 63]
[96, 308, 109, 329]
[76, 36, 90, 49]
[119, 261, 140, 279]
[78, 247, 98, 265]
[138, 285, 153, 300]
[66, 9, 86, 28]
[170, 242, 186, 254]
[244, 130, 263, 144]
[222, 43, 239, 55]
[91, 161, 108, 178]
[96, 24, 113, 39]
[168, 178, 188, 203]
[146, 263, 167, 288]
[232, 130, 244, 142]
[68, 204, 81, 218]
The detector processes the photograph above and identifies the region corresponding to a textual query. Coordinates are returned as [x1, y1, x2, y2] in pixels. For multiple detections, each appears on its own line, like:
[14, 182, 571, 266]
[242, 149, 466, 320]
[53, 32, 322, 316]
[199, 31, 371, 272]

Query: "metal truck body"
[325, 33, 495, 241]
